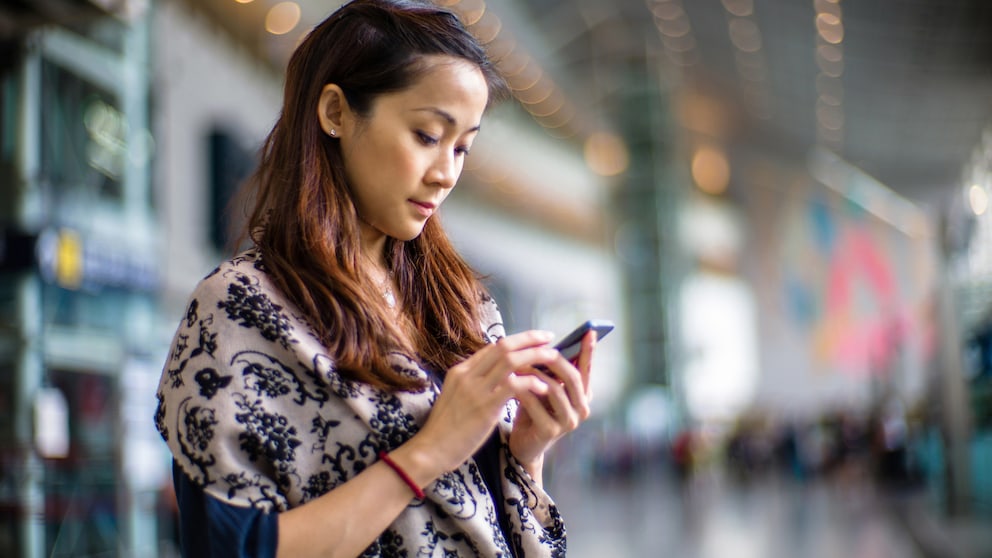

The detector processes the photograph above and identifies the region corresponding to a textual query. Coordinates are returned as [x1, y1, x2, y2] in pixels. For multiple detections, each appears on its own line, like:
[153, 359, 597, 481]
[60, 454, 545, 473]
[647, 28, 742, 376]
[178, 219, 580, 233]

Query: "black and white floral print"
[154, 249, 565, 556]
[219, 273, 296, 350]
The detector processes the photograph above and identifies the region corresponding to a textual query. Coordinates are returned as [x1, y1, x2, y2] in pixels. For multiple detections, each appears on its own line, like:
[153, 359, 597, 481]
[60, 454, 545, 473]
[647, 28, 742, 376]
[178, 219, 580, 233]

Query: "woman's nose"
[427, 151, 459, 189]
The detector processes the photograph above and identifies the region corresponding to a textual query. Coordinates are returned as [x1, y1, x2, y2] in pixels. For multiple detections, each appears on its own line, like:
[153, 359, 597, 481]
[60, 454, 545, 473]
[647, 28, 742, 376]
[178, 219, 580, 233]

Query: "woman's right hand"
[408, 330, 560, 474]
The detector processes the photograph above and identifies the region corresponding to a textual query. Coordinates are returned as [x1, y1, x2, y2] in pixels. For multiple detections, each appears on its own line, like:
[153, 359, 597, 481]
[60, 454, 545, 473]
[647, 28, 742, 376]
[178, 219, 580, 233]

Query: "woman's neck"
[359, 222, 389, 273]
[358, 238, 397, 312]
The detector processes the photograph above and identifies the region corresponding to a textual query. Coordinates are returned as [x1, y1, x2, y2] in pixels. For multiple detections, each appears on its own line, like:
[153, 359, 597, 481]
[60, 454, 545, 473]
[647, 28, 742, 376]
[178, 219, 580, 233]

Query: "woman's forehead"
[378, 57, 489, 124]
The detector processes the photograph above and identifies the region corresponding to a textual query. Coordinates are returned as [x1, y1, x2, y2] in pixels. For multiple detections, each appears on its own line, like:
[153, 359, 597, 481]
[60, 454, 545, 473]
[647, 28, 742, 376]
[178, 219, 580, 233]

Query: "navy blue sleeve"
[173, 461, 278, 558]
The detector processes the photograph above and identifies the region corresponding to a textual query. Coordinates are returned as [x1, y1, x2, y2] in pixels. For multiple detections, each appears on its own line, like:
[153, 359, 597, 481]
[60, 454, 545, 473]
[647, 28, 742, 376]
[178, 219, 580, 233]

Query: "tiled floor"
[547, 465, 922, 558]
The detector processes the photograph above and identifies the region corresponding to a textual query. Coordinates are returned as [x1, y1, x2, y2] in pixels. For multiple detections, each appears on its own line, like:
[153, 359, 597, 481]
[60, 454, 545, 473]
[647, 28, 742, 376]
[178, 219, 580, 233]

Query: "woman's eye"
[416, 131, 438, 145]
[455, 145, 471, 156]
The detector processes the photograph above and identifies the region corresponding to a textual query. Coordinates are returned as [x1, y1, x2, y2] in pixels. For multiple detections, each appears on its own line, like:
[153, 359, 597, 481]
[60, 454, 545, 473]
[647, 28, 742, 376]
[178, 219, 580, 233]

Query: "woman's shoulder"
[187, 249, 289, 312]
[186, 248, 305, 350]
[195, 249, 269, 294]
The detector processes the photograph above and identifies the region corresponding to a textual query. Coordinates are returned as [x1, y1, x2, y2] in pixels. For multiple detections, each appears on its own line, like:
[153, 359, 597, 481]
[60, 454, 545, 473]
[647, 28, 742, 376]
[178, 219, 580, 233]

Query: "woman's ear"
[318, 84, 349, 137]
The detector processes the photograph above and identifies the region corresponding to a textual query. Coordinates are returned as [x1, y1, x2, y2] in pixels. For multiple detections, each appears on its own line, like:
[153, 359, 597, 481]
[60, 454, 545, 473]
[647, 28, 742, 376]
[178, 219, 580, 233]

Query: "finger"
[452, 331, 555, 390]
[517, 363, 563, 386]
[537, 355, 587, 411]
[514, 389, 560, 433]
[501, 373, 549, 401]
[575, 331, 596, 395]
[493, 330, 557, 352]
[483, 346, 561, 392]
[541, 378, 585, 431]
[478, 344, 560, 391]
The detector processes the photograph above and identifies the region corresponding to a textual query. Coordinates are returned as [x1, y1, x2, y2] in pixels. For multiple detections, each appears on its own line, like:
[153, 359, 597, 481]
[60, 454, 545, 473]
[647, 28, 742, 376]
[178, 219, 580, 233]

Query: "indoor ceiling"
[7, 0, 990, 208]
[512, 0, 992, 207]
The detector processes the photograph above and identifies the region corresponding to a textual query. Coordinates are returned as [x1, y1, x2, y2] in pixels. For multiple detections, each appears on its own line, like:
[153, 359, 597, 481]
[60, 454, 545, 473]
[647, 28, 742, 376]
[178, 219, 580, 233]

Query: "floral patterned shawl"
[154, 250, 566, 557]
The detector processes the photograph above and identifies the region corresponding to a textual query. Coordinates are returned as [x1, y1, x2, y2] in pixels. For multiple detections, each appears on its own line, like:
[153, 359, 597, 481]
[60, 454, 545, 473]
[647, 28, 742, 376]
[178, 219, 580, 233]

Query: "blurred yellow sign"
[55, 229, 83, 289]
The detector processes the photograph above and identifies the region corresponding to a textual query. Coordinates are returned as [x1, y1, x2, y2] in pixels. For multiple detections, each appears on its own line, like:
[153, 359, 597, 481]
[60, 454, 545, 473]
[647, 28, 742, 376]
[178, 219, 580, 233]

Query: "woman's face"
[337, 55, 489, 245]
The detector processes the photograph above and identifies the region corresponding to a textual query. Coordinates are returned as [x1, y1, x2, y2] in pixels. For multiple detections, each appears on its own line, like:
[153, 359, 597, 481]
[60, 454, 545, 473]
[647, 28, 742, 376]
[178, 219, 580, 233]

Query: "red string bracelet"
[378, 451, 425, 499]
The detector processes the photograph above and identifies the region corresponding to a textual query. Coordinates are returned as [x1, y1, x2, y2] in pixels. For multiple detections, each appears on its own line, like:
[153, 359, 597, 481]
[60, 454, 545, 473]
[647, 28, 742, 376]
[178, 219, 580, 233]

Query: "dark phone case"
[555, 319, 614, 360]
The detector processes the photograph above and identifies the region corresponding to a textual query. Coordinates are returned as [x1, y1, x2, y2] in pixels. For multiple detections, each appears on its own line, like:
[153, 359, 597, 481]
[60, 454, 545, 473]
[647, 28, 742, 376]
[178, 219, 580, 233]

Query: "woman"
[154, 1, 595, 556]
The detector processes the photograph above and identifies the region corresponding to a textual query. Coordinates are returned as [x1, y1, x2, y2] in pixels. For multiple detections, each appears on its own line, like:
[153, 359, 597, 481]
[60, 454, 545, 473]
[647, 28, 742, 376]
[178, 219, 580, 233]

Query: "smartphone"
[553, 319, 614, 361]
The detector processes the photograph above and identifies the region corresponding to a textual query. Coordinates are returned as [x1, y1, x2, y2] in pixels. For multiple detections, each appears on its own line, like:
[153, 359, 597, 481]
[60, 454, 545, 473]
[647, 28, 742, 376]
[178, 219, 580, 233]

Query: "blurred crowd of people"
[577, 399, 930, 491]
[717, 405, 923, 488]
[684, 403, 922, 488]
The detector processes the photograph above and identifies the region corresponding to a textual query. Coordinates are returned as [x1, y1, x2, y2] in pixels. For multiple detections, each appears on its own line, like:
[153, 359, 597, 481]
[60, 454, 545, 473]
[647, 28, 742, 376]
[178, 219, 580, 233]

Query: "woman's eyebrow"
[412, 107, 481, 132]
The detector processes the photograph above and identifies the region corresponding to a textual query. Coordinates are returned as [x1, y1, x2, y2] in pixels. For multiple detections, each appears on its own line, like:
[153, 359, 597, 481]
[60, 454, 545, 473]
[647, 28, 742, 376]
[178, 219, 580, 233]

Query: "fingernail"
[539, 330, 555, 340]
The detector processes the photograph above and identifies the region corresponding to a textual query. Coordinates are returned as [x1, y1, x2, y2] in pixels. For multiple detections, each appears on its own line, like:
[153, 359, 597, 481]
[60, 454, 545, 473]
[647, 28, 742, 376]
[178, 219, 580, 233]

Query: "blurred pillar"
[10, 276, 44, 558]
[10, 39, 45, 558]
[613, 52, 684, 397]
[936, 211, 973, 516]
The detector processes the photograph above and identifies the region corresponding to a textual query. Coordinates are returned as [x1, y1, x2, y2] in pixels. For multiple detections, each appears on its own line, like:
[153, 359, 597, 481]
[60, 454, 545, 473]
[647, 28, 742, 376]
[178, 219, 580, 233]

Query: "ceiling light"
[499, 51, 531, 77]
[735, 51, 767, 80]
[657, 16, 692, 38]
[816, 103, 843, 130]
[721, 0, 753, 17]
[677, 92, 729, 137]
[814, 0, 841, 19]
[729, 18, 762, 52]
[817, 43, 842, 63]
[508, 64, 542, 91]
[487, 36, 516, 61]
[265, 2, 301, 35]
[818, 92, 842, 107]
[540, 103, 575, 130]
[691, 145, 731, 195]
[970, 184, 988, 216]
[816, 52, 844, 77]
[663, 33, 696, 53]
[524, 90, 565, 117]
[471, 12, 501, 43]
[515, 79, 554, 104]
[584, 132, 630, 177]
[651, 3, 684, 21]
[816, 13, 844, 44]
[816, 73, 843, 98]
[665, 47, 698, 67]
[460, 0, 486, 26]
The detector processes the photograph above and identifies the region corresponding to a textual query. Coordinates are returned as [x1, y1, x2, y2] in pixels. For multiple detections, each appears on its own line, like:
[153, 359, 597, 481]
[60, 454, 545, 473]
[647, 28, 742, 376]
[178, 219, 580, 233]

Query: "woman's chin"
[392, 225, 428, 242]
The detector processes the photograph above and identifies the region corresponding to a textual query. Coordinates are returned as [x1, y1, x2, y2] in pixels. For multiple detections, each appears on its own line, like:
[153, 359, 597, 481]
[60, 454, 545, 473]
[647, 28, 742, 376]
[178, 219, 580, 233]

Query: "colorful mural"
[780, 195, 930, 377]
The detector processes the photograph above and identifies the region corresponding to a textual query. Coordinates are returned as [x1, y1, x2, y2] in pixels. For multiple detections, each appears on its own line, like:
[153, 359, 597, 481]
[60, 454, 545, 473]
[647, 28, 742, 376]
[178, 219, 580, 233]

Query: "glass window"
[0, 52, 19, 218]
[41, 282, 159, 338]
[208, 128, 256, 252]
[40, 60, 123, 203]
[0, 357, 17, 558]
[42, 369, 119, 558]
[72, 17, 127, 55]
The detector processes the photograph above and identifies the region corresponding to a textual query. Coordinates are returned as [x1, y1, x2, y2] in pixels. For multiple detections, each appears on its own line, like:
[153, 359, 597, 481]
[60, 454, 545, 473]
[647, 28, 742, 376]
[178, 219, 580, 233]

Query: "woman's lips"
[410, 200, 436, 217]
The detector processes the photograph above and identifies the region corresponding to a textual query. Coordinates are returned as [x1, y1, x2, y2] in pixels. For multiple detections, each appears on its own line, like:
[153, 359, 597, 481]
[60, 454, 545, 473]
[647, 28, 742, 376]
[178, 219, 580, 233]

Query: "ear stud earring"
[329, 129, 337, 137]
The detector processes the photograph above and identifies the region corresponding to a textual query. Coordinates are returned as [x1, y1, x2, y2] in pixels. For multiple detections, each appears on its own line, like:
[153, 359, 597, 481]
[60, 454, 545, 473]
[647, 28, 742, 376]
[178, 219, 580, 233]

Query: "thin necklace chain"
[381, 277, 396, 308]
[363, 256, 396, 308]
[372, 268, 396, 308]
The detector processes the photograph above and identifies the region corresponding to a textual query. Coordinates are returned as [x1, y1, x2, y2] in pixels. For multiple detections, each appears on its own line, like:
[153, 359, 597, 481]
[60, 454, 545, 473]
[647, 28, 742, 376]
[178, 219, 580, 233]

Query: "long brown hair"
[244, 0, 508, 390]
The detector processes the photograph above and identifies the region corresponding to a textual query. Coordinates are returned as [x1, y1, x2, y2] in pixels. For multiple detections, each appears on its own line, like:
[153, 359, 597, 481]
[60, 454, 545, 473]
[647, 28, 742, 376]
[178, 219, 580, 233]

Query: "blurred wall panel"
[738, 155, 935, 418]
[151, 0, 281, 319]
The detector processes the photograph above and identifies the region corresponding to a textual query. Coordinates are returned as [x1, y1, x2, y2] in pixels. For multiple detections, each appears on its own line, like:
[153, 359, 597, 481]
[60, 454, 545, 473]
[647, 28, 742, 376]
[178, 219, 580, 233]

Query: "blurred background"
[0, 0, 991, 556]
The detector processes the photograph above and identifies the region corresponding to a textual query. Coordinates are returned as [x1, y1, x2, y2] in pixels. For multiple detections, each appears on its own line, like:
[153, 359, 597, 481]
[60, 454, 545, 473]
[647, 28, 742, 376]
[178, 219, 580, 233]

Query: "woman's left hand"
[508, 331, 596, 480]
